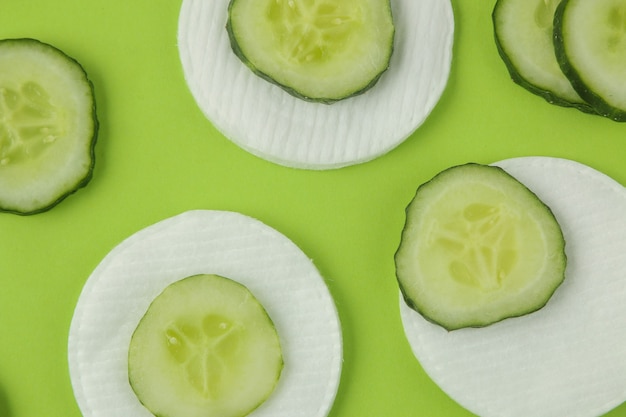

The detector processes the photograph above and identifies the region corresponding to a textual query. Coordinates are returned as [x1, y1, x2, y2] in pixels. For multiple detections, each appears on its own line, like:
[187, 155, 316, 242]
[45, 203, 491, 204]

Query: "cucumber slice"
[178, 0, 454, 169]
[0, 38, 97, 214]
[554, 0, 626, 121]
[492, 0, 593, 112]
[68, 210, 342, 417]
[395, 163, 566, 330]
[226, 0, 394, 103]
[128, 274, 283, 417]
[400, 157, 626, 417]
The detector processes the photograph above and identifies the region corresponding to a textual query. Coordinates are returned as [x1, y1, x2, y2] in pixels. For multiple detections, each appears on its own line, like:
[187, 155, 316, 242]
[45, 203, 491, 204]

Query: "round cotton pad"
[68, 210, 342, 417]
[177, 0, 454, 170]
[399, 156, 626, 417]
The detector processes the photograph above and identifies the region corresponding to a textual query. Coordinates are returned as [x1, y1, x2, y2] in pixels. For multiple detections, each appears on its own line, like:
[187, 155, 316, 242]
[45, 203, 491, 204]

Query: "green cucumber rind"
[553, 0, 626, 122]
[491, 0, 595, 114]
[0, 38, 99, 215]
[225, 0, 394, 105]
[395, 163, 567, 331]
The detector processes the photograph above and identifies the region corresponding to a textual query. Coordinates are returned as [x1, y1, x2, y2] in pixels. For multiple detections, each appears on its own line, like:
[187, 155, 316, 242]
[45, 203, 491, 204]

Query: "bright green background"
[1, 1, 625, 416]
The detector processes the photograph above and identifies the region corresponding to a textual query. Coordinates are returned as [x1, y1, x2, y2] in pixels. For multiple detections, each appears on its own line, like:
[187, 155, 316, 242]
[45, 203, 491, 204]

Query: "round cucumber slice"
[492, 0, 594, 112]
[177, 0, 453, 169]
[395, 163, 566, 330]
[128, 274, 283, 417]
[554, 0, 626, 121]
[226, 0, 394, 103]
[68, 210, 342, 417]
[400, 157, 626, 417]
[0, 38, 97, 214]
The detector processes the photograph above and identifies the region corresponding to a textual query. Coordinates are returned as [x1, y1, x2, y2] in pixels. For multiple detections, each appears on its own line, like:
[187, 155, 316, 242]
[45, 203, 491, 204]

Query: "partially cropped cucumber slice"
[492, 0, 593, 112]
[129, 274, 283, 417]
[226, 0, 394, 103]
[400, 157, 626, 417]
[178, 0, 453, 169]
[395, 163, 566, 330]
[554, 0, 626, 121]
[0, 38, 97, 214]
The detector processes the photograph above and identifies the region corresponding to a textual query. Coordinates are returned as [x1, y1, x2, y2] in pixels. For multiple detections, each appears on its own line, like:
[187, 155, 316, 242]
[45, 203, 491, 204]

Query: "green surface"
[0, 1, 624, 417]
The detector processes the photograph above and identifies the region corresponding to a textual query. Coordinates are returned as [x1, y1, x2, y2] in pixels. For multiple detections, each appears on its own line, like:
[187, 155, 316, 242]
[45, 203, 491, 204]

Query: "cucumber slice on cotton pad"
[68, 210, 342, 417]
[227, 0, 395, 103]
[395, 163, 566, 331]
[128, 274, 284, 417]
[177, 0, 453, 169]
[399, 157, 626, 417]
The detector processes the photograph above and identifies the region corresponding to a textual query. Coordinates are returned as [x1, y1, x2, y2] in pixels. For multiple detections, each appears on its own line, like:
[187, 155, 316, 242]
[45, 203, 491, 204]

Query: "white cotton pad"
[177, 0, 454, 170]
[399, 156, 626, 417]
[68, 210, 342, 417]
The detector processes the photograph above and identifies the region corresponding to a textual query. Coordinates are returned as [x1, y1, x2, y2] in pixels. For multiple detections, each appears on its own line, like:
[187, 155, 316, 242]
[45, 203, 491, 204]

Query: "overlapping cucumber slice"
[554, 0, 626, 121]
[493, 0, 626, 121]
[493, 0, 593, 112]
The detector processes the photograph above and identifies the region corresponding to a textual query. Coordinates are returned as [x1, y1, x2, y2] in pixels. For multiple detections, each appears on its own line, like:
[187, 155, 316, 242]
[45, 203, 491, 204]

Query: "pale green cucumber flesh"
[554, 0, 626, 121]
[226, 0, 394, 103]
[395, 164, 566, 331]
[0, 38, 97, 215]
[128, 274, 283, 417]
[492, 0, 593, 113]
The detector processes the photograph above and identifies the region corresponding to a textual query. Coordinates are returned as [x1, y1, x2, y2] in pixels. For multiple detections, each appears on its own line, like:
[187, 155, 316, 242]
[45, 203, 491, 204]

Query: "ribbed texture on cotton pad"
[68, 210, 342, 417]
[400, 157, 626, 417]
[177, 0, 454, 169]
